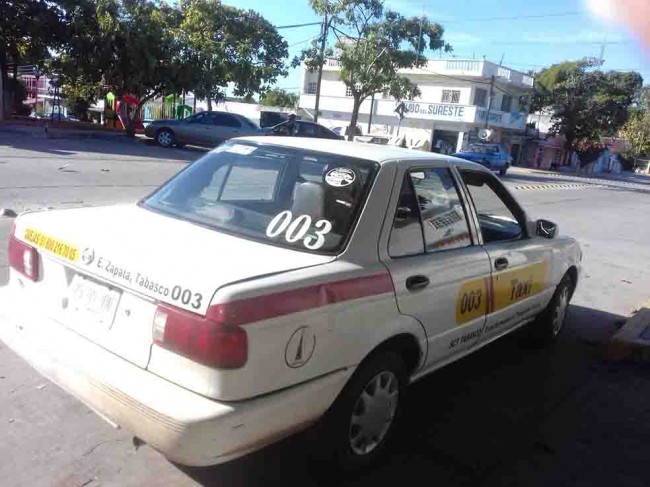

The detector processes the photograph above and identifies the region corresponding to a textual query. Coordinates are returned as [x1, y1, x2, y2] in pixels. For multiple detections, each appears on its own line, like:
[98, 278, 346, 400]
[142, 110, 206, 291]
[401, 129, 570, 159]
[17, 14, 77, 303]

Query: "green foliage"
[532, 58, 643, 163]
[178, 0, 288, 109]
[260, 89, 299, 108]
[298, 0, 451, 139]
[620, 88, 650, 160]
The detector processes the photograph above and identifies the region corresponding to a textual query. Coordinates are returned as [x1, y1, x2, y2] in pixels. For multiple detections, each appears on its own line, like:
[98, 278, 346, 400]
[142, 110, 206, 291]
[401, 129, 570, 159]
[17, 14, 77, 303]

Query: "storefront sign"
[477, 110, 503, 123]
[404, 102, 466, 118]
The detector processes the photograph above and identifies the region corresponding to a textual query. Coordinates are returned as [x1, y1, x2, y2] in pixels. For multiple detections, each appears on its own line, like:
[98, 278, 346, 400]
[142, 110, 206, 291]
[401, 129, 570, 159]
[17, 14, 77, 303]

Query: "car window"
[187, 112, 208, 124]
[297, 122, 317, 136]
[389, 168, 472, 257]
[207, 112, 241, 127]
[143, 142, 378, 254]
[460, 170, 524, 243]
[388, 173, 425, 257]
[410, 168, 472, 252]
[318, 126, 335, 138]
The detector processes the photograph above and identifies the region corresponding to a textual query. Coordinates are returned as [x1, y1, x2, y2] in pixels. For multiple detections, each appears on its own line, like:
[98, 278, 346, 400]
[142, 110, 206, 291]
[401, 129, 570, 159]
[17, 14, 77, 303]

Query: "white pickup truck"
[0, 137, 581, 469]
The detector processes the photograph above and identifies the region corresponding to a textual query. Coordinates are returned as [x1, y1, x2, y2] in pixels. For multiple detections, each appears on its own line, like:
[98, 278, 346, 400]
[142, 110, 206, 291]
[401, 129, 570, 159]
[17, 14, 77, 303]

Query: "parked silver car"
[145, 111, 262, 148]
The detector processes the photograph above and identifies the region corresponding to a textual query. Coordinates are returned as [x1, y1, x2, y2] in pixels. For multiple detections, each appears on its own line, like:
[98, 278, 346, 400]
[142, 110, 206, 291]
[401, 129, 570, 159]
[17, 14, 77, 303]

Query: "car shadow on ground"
[0, 131, 208, 163]
[175, 305, 645, 487]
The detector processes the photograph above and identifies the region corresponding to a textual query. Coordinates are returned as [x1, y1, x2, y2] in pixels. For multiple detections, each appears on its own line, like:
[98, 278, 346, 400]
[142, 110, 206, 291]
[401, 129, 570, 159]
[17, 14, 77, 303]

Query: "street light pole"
[33, 66, 42, 117]
[313, 14, 328, 123]
[484, 75, 495, 129]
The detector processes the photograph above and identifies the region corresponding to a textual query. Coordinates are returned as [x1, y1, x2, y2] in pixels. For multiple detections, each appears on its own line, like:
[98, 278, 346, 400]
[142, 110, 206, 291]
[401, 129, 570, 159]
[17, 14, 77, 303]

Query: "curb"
[511, 183, 601, 191]
[604, 300, 650, 362]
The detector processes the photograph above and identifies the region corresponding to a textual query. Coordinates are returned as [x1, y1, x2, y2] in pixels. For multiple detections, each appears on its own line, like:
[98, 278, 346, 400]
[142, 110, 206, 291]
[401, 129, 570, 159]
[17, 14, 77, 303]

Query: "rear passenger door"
[381, 165, 492, 369]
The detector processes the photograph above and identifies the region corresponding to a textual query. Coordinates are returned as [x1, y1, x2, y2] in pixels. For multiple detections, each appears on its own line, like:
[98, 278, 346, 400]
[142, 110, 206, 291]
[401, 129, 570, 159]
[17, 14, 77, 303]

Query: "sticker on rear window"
[265, 211, 332, 250]
[325, 167, 355, 187]
[225, 144, 256, 155]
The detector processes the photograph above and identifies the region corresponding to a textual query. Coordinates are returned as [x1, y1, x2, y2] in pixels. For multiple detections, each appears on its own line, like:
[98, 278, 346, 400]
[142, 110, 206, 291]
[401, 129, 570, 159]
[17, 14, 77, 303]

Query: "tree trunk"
[207, 97, 212, 111]
[348, 96, 362, 141]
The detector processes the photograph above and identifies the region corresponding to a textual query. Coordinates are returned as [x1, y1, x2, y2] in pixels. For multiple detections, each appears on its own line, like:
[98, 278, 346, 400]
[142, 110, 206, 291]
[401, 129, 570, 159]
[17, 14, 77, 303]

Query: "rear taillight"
[8, 223, 40, 281]
[152, 303, 247, 369]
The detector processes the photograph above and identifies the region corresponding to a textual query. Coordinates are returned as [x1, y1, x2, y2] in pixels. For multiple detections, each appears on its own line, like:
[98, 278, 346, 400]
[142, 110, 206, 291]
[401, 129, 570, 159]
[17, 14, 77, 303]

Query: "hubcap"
[552, 286, 570, 336]
[158, 132, 171, 146]
[349, 371, 399, 456]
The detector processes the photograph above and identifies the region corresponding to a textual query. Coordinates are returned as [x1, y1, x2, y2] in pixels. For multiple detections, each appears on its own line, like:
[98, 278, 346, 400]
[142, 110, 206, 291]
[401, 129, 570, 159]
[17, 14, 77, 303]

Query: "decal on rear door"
[455, 277, 489, 325]
[23, 228, 79, 262]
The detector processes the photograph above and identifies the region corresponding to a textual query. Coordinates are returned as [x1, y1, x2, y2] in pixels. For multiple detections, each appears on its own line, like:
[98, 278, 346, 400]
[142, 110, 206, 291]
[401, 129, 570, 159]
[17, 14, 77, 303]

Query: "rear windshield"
[142, 142, 378, 254]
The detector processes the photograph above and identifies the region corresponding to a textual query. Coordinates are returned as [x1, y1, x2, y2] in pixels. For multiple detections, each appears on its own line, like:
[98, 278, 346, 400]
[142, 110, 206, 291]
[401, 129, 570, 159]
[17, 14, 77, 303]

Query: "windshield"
[142, 142, 378, 254]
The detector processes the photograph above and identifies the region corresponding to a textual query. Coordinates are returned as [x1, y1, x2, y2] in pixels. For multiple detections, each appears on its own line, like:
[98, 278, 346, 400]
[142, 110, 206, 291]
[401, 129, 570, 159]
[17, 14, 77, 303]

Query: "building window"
[473, 88, 487, 107]
[306, 82, 317, 95]
[441, 90, 461, 104]
[500, 95, 513, 113]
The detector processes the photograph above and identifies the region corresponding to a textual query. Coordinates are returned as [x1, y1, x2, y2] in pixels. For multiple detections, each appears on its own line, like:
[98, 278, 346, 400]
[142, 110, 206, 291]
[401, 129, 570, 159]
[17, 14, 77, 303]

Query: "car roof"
[233, 136, 491, 170]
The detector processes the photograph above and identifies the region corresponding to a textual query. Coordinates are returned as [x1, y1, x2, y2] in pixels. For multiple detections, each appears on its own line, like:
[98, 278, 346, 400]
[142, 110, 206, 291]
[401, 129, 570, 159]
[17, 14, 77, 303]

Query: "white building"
[299, 58, 534, 157]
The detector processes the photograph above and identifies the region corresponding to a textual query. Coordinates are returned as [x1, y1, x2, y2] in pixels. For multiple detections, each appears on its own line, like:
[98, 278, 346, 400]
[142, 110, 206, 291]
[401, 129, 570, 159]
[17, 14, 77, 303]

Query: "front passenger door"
[381, 166, 492, 369]
[459, 169, 554, 343]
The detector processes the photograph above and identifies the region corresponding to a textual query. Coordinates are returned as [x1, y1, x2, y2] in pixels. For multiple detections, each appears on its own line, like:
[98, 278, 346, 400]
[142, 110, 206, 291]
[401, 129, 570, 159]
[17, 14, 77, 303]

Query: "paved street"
[1, 135, 650, 486]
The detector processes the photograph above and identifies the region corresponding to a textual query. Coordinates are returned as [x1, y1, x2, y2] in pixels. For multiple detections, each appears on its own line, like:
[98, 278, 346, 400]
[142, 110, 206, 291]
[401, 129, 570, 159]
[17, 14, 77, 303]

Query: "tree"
[0, 0, 67, 118]
[620, 87, 650, 163]
[178, 0, 288, 111]
[297, 0, 450, 140]
[533, 58, 643, 164]
[260, 88, 298, 108]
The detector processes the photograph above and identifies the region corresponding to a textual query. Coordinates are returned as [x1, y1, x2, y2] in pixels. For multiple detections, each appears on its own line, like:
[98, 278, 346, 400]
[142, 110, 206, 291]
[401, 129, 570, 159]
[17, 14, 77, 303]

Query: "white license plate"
[65, 274, 121, 328]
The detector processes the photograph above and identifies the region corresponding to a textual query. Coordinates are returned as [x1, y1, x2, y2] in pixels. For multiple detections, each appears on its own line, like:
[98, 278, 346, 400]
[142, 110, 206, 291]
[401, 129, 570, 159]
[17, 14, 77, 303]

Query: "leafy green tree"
[297, 0, 450, 140]
[260, 88, 298, 108]
[533, 58, 643, 164]
[178, 0, 288, 111]
[620, 87, 650, 164]
[0, 0, 67, 118]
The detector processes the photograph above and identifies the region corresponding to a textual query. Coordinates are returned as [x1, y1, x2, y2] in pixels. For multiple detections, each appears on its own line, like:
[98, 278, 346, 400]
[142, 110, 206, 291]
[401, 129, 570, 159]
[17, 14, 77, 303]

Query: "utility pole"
[484, 75, 495, 129]
[367, 93, 375, 133]
[313, 14, 328, 123]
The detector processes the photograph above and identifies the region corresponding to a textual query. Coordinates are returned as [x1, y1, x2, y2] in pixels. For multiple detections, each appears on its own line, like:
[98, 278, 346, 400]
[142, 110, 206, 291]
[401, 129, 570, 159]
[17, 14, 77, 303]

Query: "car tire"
[499, 165, 509, 176]
[529, 274, 573, 346]
[156, 129, 175, 148]
[316, 351, 407, 471]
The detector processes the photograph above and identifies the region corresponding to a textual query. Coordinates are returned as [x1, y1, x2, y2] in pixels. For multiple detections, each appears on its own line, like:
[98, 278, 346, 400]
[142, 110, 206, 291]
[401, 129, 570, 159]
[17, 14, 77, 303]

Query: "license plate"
[65, 274, 121, 328]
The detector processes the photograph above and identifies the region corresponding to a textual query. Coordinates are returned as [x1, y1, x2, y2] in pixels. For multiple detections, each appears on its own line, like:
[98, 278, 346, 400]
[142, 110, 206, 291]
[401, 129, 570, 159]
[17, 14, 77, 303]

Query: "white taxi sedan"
[0, 137, 581, 469]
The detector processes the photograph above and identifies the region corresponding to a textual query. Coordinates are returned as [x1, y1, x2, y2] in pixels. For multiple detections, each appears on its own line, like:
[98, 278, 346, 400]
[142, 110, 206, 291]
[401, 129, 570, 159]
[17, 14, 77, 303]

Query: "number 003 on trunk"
[456, 277, 489, 326]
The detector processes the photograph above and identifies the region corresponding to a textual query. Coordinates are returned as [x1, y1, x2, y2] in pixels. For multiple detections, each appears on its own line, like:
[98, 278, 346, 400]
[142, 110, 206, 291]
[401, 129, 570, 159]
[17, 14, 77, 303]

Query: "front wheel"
[156, 129, 175, 148]
[530, 274, 573, 345]
[317, 352, 406, 471]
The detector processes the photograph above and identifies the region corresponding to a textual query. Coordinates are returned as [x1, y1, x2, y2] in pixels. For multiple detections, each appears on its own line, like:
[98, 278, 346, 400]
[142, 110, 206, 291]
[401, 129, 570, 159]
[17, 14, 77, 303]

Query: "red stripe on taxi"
[215, 273, 394, 326]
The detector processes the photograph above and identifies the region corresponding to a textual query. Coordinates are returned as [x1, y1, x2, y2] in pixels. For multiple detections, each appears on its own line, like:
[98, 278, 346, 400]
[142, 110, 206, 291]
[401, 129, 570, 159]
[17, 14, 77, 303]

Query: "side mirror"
[535, 219, 558, 239]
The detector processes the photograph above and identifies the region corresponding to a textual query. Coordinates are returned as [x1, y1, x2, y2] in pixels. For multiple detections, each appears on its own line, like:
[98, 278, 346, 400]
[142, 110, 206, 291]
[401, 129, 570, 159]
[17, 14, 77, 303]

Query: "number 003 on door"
[455, 277, 489, 326]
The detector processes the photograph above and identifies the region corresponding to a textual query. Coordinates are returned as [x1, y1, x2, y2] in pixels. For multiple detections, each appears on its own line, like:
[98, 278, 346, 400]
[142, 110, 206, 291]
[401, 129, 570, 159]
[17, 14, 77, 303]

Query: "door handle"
[406, 275, 430, 291]
[494, 257, 509, 271]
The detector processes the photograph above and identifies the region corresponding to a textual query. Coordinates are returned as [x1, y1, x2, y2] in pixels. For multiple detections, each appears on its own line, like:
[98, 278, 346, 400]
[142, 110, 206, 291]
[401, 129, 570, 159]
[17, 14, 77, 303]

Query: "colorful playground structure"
[104, 92, 193, 132]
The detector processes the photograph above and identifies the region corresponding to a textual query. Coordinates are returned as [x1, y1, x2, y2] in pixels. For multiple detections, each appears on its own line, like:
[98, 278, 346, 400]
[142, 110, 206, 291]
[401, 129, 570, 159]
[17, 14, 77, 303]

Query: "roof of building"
[234, 136, 486, 170]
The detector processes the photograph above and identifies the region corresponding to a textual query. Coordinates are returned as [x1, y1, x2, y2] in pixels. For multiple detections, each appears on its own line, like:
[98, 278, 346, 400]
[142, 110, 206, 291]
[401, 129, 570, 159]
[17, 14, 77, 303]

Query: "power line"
[276, 21, 321, 30]
[443, 11, 582, 23]
[490, 40, 632, 45]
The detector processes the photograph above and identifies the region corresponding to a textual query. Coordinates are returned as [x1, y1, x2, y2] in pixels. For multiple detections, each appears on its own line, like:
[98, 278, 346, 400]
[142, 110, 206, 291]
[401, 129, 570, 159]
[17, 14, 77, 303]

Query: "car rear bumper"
[0, 286, 352, 466]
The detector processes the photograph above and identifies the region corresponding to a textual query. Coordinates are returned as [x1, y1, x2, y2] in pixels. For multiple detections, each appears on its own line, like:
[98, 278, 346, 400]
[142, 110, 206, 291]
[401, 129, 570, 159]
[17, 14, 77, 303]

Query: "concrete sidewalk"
[605, 300, 650, 362]
[0, 122, 133, 142]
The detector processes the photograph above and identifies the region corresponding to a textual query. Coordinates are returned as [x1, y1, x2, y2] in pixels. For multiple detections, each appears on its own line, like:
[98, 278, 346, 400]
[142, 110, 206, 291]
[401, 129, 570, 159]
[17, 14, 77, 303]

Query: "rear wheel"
[317, 351, 406, 471]
[530, 274, 573, 345]
[499, 164, 509, 176]
[156, 129, 175, 148]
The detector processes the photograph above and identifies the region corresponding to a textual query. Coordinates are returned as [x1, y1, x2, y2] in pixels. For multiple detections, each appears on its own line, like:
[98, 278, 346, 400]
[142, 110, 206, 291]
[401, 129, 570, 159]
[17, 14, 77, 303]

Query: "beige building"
[299, 58, 534, 159]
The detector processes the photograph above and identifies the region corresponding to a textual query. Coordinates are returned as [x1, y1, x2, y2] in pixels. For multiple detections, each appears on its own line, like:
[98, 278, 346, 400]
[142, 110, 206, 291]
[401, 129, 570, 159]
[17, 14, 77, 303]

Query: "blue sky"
[224, 0, 650, 91]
